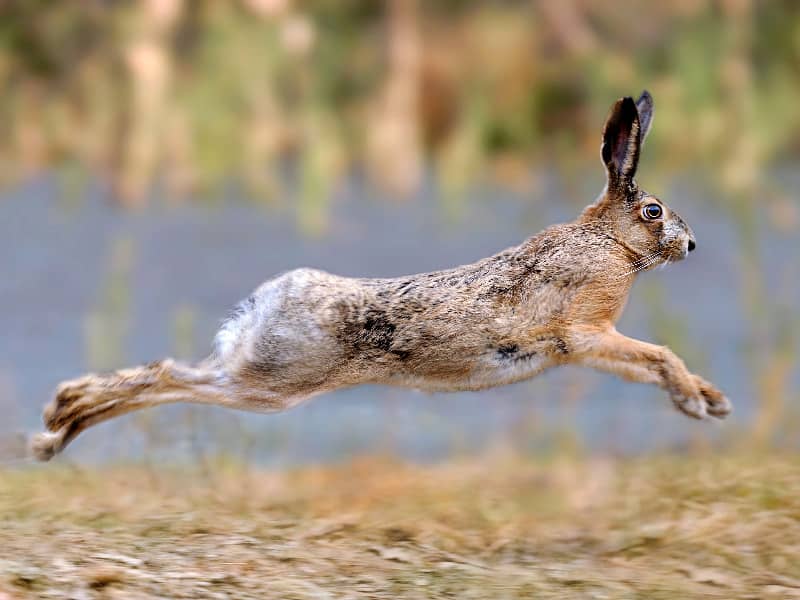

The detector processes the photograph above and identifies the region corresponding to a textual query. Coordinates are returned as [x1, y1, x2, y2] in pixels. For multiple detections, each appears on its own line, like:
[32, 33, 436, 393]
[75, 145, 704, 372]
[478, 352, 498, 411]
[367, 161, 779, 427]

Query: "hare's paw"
[671, 377, 731, 421]
[30, 430, 67, 462]
[693, 375, 732, 418]
[671, 393, 708, 420]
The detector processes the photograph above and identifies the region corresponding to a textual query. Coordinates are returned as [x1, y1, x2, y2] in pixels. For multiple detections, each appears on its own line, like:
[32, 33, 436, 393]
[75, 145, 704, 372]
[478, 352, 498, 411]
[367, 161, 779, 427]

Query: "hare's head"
[584, 91, 696, 266]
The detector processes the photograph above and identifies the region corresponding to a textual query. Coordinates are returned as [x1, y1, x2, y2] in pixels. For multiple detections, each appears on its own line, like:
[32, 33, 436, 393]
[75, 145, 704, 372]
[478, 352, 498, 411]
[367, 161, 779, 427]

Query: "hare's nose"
[688, 239, 696, 252]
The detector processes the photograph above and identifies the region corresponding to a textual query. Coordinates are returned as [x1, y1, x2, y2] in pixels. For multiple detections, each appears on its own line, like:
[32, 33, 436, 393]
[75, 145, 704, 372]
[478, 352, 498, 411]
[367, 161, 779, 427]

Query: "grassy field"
[1, 452, 799, 599]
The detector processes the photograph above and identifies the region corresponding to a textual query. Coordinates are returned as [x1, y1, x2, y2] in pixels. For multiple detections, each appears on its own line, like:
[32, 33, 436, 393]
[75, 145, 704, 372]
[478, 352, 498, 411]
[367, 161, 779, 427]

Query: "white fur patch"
[662, 220, 682, 238]
[471, 353, 549, 388]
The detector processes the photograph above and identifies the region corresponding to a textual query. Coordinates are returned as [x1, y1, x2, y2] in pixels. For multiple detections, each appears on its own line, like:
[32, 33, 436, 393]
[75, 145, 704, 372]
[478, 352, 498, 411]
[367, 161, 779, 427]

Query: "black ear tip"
[619, 96, 639, 118]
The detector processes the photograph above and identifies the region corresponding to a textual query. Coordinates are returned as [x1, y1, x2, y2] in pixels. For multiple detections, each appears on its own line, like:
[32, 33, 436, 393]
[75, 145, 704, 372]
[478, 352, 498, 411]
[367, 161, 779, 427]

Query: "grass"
[1, 451, 799, 598]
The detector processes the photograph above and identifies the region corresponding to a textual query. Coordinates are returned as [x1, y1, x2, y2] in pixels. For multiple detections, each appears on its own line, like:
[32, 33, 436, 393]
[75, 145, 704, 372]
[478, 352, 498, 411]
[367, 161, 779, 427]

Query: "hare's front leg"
[573, 328, 731, 419]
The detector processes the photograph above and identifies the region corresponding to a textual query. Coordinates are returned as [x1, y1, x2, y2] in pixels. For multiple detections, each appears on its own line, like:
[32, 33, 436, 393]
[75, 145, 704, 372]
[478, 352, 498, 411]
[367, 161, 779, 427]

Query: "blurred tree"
[0, 0, 796, 210]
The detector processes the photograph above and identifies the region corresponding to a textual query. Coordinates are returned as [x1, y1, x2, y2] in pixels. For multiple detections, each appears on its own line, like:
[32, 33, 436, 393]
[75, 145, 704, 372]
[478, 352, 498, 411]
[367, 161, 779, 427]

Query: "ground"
[1, 451, 799, 599]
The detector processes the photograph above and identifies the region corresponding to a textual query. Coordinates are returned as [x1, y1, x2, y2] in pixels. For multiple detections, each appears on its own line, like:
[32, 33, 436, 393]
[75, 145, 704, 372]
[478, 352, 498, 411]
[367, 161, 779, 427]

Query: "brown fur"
[32, 91, 730, 461]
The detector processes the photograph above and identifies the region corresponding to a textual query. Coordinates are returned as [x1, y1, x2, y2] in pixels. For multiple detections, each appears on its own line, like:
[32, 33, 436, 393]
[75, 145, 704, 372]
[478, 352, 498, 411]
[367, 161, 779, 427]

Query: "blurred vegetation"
[85, 237, 135, 372]
[0, 0, 798, 211]
[3, 452, 800, 597]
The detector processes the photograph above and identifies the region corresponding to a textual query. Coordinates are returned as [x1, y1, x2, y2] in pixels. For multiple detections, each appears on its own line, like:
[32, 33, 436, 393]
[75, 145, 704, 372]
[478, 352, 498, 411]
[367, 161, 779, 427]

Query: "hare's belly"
[467, 351, 551, 388]
[387, 351, 551, 392]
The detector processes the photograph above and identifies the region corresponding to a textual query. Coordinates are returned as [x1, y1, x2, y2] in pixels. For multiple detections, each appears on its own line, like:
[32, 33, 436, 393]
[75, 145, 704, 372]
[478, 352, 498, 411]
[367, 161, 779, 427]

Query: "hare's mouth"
[662, 240, 691, 263]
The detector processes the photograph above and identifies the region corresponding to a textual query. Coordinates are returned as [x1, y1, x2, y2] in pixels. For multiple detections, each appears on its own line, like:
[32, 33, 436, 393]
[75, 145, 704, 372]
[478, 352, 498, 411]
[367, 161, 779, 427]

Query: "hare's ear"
[601, 96, 641, 185]
[636, 90, 654, 144]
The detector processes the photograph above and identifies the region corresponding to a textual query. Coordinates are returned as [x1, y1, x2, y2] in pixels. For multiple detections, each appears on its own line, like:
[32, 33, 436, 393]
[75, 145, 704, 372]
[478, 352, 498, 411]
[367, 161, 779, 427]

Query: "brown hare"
[32, 90, 731, 461]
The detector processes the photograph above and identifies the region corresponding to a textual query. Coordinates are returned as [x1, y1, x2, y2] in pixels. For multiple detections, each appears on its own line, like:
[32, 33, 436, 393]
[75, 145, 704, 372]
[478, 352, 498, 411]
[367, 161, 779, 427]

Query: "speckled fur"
[32, 91, 731, 461]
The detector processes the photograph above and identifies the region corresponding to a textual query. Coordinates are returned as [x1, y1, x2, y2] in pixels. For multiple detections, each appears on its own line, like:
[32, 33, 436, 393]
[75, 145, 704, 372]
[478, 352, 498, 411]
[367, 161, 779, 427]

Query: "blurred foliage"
[0, 0, 797, 207]
[4, 452, 800, 596]
[85, 237, 134, 371]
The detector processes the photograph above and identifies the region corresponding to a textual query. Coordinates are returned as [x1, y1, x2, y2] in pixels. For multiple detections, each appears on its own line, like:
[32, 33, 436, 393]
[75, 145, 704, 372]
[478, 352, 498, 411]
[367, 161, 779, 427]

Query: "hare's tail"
[32, 358, 228, 461]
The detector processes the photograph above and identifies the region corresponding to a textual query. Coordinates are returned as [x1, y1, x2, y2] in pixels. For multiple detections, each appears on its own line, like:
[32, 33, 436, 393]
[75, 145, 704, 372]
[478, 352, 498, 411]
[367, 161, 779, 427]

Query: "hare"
[32, 90, 731, 461]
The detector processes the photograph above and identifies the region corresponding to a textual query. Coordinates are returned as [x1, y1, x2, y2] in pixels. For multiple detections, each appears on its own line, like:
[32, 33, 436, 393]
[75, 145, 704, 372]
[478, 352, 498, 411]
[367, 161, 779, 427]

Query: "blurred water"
[0, 172, 797, 464]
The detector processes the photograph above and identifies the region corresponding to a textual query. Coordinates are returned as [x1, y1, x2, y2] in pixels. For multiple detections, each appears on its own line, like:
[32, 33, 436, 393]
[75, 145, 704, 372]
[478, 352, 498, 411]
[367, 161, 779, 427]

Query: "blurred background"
[0, 0, 797, 465]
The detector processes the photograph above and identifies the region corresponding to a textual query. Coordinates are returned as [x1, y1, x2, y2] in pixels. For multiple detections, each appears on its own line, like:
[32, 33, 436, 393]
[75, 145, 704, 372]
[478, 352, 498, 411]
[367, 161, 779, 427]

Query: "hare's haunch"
[33, 91, 730, 461]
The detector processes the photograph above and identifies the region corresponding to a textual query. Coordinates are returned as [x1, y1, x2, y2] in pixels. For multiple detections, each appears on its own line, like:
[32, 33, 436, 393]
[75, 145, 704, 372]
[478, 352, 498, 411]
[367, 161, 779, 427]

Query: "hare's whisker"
[623, 251, 660, 273]
[632, 251, 661, 267]
[615, 252, 663, 280]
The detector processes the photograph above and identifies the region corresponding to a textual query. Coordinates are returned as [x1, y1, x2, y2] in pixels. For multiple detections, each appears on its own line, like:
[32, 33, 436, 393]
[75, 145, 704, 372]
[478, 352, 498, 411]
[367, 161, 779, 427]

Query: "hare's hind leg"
[574, 328, 731, 419]
[33, 359, 240, 461]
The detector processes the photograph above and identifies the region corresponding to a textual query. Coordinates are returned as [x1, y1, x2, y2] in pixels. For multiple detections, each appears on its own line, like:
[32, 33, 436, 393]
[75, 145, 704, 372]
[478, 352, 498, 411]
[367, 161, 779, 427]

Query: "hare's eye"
[642, 204, 662, 220]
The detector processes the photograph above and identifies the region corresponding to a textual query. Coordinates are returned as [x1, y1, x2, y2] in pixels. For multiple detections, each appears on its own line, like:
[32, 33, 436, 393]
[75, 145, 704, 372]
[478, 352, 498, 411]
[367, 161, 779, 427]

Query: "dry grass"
[1, 451, 799, 599]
